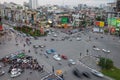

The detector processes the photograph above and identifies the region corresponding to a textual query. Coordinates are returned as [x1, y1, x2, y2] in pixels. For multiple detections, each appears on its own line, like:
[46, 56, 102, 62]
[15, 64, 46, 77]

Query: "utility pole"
[52, 66, 55, 73]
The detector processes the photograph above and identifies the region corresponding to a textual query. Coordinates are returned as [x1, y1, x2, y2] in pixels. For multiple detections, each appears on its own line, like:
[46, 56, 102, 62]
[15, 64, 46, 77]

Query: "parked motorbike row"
[0, 50, 44, 78]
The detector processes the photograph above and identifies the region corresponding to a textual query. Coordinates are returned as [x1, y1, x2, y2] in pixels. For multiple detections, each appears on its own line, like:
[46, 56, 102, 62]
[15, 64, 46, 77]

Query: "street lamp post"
[104, 52, 110, 68]
[79, 52, 82, 61]
[80, 53, 82, 57]
[86, 49, 89, 55]
[102, 49, 110, 68]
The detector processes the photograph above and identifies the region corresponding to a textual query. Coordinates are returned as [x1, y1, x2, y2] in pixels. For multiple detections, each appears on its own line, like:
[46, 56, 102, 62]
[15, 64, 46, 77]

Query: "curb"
[104, 76, 115, 80]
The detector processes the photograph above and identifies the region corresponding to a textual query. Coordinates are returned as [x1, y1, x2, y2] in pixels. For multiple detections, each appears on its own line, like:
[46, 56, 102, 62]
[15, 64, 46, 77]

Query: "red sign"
[95, 21, 100, 26]
[110, 27, 115, 33]
[0, 25, 3, 31]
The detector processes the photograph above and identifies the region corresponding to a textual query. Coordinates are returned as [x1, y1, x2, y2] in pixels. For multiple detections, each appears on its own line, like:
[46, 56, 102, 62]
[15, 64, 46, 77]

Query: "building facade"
[29, 0, 38, 9]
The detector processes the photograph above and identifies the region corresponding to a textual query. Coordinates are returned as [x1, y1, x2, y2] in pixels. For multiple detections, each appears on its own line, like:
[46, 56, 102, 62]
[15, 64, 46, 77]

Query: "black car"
[51, 38, 55, 41]
[72, 68, 81, 78]
[33, 45, 39, 48]
[82, 72, 91, 78]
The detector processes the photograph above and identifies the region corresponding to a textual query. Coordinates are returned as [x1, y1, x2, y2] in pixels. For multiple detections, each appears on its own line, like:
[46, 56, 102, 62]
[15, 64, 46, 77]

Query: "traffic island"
[14, 26, 47, 37]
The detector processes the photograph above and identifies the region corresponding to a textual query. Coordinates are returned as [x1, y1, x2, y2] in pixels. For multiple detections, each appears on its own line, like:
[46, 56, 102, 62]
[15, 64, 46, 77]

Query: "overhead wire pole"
[104, 0, 115, 68]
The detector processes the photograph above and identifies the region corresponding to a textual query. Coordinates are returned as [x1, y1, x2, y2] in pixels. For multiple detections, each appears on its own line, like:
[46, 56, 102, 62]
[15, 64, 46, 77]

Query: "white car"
[29, 36, 34, 39]
[22, 33, 27, 37]
[102, 49, 110, 53]
[39, 45, 45, 48]
[48, 32, 51, 35]
[10, 68, 21, 78]
[68, 59, 76, 65]
[33, 45, 39, 48]
[53, 54, 61, 61]
[91, 69, 104, 78]
[76, 37, 82, 41]
[93, 48, 100, 51]
[13, 23, 16, 26]
[53, 34, 57, 37]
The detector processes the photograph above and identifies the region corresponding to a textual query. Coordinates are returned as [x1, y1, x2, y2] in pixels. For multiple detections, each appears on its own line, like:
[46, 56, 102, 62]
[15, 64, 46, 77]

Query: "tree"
[17, 6, 23, 9]
[95, 15, 105, 21]
[104, 29, 109, 34]
[99, 57, 113, 69]
[4, 16, 9, 20]
[96, 16, 101, 21]
[81, 20, 86, 27]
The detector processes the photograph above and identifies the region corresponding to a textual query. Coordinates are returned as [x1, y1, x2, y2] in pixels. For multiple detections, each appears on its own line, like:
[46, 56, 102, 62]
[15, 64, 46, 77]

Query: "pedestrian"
[29, 41, 32, 44]
[58, 54, 60, 56]
[42, 65, 44, 68]
[86, 49, 89, 55]
[16, 43, 18, 46]
[113, 38, 115, 40]
[80, 53, 82, 56]
[52, 66, 54, 73]
[68, 63, 71, 67]
[23, 49, 25, 53]
[29, 71, 32, 74]
[61, 74, 64, 79]
[23, 44, 26, 47]
[45, 39, 47, 41]
[28, 50, 30, 53]
[26, 77, 28, 80]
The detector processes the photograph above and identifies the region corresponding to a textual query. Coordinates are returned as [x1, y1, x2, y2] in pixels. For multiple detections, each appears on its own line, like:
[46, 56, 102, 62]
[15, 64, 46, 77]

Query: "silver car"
[91, 69, 104, 78]
[68, 59, 76, 65]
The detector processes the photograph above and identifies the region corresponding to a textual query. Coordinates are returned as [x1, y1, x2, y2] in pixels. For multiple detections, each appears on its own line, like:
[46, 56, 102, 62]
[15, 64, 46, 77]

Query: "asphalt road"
[0, 24, 118, 80]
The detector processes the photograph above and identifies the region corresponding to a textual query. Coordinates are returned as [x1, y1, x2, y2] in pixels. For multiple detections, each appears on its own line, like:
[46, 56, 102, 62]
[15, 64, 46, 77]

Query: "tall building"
[29, 0, 38, 9]
[117, 0, 120, 12]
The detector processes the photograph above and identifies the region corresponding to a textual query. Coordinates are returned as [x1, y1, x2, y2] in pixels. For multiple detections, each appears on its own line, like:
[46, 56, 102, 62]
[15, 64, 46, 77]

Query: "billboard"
[108, 18, 117, 26]
[95, 21, 104, 27]
[108, 18, 120, 27]
[61, 17, 68, 24]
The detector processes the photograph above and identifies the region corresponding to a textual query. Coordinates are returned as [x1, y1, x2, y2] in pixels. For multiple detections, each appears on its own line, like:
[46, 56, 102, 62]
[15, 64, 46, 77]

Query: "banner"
[95, 21, 100, 26]
[95, 21, 104, 27]
[100, 22, 104, 27]
[61, 17, 68, 24]
[117, 19, 120, 27]
[108, 18, 116, 26]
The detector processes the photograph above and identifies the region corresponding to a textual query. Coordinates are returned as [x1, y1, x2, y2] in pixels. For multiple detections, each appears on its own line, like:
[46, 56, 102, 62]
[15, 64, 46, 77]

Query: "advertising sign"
[95, 21, 100, 26]
[95, 21, 104, 27]
[61, 17, 68, 24]
[108, 18, 116, 26]
[117, 19, 120, 27]
[100, 21, 104, 27]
